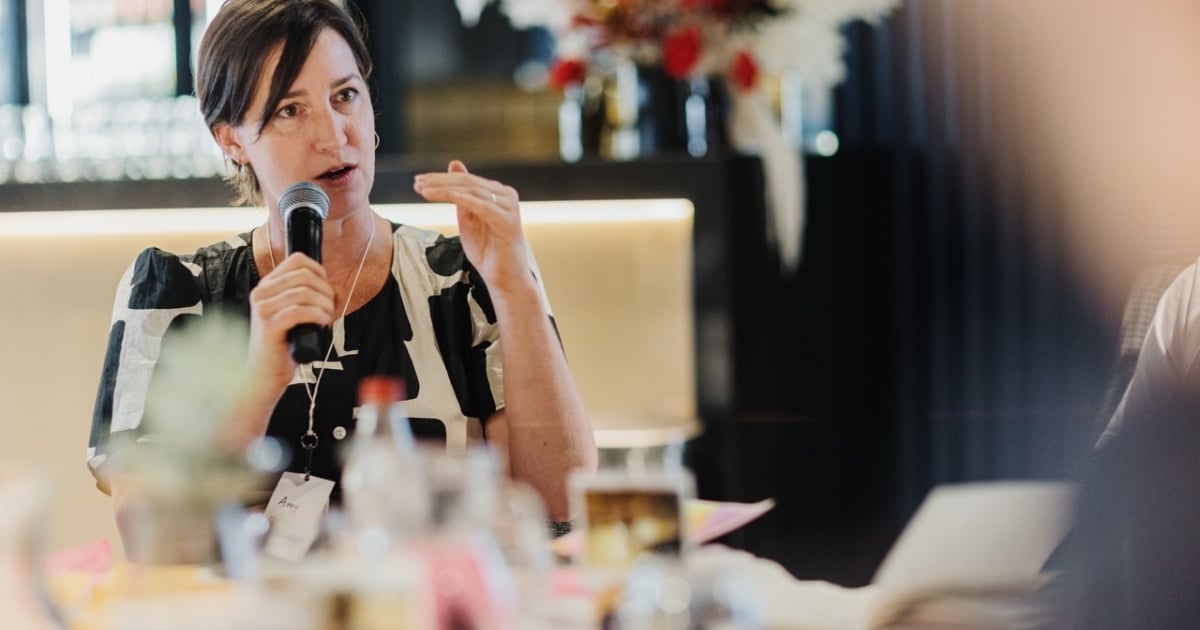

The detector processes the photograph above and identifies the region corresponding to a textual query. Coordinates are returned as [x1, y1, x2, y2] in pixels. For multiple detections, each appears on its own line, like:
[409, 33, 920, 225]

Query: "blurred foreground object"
[107, 311, 278, 565]
[0, 466, 66, 629]
[640, 481, 1073, 629]
[339, 376, 426, 558]
[977, 0, 1200, 314]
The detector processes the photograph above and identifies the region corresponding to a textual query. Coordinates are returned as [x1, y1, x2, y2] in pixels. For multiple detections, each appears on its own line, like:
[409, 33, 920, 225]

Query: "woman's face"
[219, 28, 375, 219]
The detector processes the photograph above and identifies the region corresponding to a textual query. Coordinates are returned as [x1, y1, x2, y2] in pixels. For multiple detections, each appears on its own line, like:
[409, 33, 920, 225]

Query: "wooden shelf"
[0, 152, 746, 211]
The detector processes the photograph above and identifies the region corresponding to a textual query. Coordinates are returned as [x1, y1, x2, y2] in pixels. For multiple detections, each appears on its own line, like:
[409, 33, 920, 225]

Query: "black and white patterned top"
[87, 222, 555, 493]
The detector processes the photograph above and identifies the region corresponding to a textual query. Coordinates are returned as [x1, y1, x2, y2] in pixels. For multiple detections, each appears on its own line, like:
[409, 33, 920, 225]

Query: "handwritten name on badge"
[263, 472, 334, 561]
[276, 495, 301, 513]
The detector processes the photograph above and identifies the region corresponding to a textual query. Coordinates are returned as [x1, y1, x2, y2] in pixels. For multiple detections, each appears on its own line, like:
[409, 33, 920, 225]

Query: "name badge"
[262, 472, 335, 561]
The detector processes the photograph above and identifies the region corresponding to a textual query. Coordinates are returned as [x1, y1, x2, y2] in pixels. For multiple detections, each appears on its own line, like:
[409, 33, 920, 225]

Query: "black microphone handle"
[285, 208, 324, 263]
[284, 206, 326, 363]
[288, 324, 325, 364]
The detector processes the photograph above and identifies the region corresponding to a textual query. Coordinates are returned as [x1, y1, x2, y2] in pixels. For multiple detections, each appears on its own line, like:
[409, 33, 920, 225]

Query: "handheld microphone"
[278, 181, 330, 364]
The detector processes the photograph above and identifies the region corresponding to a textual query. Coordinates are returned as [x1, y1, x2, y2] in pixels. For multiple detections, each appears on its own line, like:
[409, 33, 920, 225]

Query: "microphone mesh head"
[278, 182, 330, 221]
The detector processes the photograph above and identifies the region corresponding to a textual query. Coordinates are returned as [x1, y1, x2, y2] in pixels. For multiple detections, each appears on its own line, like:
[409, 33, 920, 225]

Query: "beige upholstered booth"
[0, 200, 697, 555]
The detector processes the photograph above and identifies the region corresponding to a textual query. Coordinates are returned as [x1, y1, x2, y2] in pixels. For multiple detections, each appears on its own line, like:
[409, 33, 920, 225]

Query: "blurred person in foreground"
[1064, 263, 1200, 630]
[85, 0, 596, 555]
[953, 3, 1200, 627]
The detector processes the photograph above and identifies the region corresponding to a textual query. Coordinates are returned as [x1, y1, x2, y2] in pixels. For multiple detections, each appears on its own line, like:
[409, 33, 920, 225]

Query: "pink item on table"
[43, 538, 112, 579]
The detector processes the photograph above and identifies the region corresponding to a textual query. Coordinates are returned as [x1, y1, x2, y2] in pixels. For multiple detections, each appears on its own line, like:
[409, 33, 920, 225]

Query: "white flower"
[456, 0, 577, 31]
[499, 0, 577, 31]
[556, 30, 592, 61]
[750, 0, 899, 88]
[752, 11, 852, 88]
[790, 0, 900, 25]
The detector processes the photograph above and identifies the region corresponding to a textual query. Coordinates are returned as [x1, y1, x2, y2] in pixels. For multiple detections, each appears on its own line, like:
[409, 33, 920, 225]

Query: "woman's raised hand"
[413, 160, 533, 294]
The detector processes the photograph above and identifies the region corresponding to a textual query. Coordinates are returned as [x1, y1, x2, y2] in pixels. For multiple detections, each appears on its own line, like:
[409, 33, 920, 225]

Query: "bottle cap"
[357, 375, 406, 405]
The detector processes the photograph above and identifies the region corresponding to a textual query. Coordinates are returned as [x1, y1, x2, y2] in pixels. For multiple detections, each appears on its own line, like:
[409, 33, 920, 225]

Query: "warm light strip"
[0, 199, 693, 237]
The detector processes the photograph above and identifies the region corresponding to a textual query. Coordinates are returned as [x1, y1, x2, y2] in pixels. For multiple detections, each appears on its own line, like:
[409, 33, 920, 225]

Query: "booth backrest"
[0, 201, 694, 554]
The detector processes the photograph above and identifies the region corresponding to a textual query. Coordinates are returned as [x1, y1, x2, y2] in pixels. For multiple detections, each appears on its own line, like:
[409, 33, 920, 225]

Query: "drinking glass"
[570, 461, 696, 572]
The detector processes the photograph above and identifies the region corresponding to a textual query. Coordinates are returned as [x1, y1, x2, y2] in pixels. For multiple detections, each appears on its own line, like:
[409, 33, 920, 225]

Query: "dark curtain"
[718, 1, 1125, 585]
[840, 1, 1113, 521]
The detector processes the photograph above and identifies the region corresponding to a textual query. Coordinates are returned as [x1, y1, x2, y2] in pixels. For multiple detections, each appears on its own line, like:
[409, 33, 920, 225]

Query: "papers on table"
[739, 481, 1075, 630]
[865, 481, 1074, 629]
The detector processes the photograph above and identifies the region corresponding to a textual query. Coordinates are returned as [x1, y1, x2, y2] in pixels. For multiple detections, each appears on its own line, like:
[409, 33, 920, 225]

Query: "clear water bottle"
[339, 376, 428, 558]
[419, 446, 526, 630]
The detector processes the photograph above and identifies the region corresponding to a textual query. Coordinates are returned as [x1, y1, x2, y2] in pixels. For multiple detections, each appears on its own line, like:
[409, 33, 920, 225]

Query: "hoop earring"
[373, 131, 381, 150]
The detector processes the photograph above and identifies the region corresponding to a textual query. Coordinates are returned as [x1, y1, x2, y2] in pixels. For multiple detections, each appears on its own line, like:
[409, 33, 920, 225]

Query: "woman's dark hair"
[196, 0, 373, 206]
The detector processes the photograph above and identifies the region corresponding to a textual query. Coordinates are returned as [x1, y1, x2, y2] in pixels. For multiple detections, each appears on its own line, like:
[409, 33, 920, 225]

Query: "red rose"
[662, 26, 703, 78]
[548, 58, 588, 89]
[729, 49, 759, 91]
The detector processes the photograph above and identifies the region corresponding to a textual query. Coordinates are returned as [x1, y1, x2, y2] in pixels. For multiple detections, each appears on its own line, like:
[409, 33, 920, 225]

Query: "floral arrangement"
[458, 0, 899, 95]
[456, 0, 901, 272]
[539, 0, 780, 91]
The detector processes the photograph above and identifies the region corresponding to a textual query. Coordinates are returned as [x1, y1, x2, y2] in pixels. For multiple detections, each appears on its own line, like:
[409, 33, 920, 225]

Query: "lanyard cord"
[266, 214, 378, 478]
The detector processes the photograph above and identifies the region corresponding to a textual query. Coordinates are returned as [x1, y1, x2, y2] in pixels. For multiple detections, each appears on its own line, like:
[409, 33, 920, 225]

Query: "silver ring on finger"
[490, 192, 498, 204]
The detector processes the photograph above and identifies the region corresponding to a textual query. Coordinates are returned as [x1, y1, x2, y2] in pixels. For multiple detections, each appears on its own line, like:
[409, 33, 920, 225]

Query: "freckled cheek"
[355, 105, 375, 144]
[351, 119, 374, 146]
